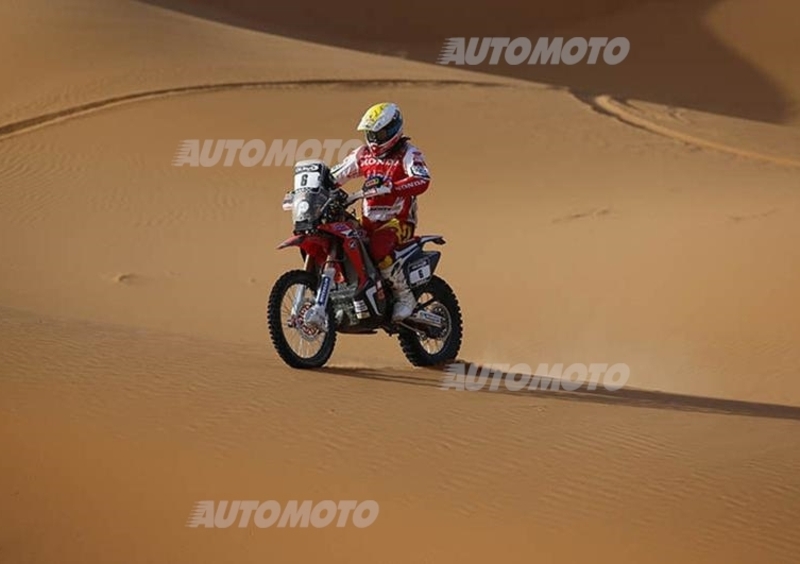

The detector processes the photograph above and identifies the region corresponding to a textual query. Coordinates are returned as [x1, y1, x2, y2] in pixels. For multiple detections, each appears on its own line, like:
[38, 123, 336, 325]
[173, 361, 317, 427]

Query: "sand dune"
[143, 0, 800, 125]
[0, 0, 486, 126]
[587, 95, 800, 167]
[4, 307, 800, 564]
[2, 0, 800, 562]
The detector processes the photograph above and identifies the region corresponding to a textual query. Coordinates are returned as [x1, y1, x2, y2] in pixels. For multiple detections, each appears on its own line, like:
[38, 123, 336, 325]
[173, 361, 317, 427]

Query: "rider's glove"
[362, 176, 393, 198]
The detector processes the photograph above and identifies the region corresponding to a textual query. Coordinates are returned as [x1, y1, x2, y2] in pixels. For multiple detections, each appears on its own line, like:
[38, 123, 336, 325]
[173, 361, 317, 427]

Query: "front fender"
[277, 234, 306, 250]
[276, 233, 333, 273]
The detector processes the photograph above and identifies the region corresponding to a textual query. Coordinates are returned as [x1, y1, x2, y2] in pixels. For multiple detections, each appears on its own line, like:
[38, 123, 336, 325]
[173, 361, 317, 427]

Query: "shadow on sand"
[139, 0, 791, 124]
[318, 363, 800, 422]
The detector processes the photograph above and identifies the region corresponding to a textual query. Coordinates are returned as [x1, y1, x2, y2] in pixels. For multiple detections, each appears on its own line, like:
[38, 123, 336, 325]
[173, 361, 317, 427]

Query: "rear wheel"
[267, 270, 336, 369]
[398, 276, 463, 367]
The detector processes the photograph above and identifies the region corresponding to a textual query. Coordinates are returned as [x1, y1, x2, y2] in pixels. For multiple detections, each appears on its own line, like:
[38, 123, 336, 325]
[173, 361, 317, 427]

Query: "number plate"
[294, 162, 324, 191]
[408, 259, 432, 287]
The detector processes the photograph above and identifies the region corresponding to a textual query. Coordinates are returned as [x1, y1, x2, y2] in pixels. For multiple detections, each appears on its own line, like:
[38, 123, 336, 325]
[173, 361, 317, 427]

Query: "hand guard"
[281, 191, 293, 211]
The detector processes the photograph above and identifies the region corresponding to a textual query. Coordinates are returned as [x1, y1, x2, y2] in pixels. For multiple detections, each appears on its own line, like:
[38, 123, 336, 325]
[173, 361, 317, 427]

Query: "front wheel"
[398, 276, 463, 367]
[267, 270, 336, 369]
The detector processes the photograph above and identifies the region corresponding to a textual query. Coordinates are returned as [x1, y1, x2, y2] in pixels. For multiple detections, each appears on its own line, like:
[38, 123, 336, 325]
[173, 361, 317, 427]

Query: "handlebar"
[343, 189, 364, 206]
[280, 188, 363, 214]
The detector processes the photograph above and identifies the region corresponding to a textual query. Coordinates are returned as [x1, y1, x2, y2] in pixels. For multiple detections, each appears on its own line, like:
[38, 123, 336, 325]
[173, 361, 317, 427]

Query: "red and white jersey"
[331, 140, 431, 226]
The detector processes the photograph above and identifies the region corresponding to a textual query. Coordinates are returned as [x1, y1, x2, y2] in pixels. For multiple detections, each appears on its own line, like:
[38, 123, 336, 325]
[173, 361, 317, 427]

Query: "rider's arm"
[331, 145, 367, 187]
[391, 146, 431, 197]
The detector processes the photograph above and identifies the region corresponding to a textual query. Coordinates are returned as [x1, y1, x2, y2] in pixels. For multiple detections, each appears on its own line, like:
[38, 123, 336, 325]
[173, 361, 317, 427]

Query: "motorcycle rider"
[329, 102, 431, 322]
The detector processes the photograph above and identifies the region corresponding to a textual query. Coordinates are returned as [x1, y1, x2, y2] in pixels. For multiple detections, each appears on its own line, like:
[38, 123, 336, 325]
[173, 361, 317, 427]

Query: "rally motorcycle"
[267, 159, 463, 369]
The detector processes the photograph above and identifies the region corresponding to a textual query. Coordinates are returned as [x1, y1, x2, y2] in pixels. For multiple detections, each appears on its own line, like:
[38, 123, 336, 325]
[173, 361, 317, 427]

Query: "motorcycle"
[267, 159, 463, 369]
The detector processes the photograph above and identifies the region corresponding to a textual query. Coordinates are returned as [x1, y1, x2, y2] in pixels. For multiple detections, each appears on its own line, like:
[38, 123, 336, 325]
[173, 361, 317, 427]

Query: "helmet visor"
[365, 115, 402, 145]
[366, 127, 393, 144]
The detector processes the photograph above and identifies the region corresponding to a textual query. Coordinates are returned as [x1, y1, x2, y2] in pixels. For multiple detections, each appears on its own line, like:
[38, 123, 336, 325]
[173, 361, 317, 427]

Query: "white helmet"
[357, 102, 404, 157]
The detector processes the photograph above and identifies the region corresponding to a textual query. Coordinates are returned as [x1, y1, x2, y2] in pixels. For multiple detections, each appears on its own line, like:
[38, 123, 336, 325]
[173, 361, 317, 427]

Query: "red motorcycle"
[267, 159, 463, 369]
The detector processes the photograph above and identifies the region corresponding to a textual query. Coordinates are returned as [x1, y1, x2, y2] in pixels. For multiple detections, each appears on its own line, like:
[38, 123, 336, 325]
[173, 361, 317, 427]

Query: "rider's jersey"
[331, 139, 431, 227]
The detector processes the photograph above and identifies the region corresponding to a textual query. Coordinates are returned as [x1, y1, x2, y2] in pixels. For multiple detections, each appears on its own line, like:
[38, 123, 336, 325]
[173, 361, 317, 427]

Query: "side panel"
[404, 251, 441, 288]
[319, 222, 371, 286]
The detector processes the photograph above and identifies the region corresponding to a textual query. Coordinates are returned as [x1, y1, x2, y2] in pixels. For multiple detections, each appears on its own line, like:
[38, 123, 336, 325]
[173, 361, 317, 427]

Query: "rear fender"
[418, 235, 446, 246]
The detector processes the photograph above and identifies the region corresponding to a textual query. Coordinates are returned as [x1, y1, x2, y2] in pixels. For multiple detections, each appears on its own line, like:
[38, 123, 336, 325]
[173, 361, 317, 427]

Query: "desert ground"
[1, 0, 800, 562]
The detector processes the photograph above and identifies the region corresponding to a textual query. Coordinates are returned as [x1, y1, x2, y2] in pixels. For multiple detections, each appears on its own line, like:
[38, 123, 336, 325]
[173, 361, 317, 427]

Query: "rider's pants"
[365, 218, 415, 270]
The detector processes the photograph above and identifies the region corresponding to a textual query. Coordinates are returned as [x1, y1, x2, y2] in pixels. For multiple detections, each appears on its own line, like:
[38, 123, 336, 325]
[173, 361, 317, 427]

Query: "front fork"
[291, 252, 336, 329]
[289, 253, 315, 317]
[314, 263, 335, 312]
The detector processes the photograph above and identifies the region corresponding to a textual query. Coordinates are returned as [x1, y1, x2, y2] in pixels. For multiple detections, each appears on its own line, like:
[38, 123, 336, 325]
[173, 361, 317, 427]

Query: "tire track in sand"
[578, 93, 800, 169]
[0, 79, 508, 142]
[3, 79, 799, 170]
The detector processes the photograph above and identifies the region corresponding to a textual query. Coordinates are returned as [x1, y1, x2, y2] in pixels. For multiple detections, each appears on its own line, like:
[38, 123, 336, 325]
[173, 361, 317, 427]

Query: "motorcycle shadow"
[316, 363, 800, 422]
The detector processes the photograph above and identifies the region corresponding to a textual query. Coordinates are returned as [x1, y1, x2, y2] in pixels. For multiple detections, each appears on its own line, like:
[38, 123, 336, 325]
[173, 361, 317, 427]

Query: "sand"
[1, 0, 799, 562]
